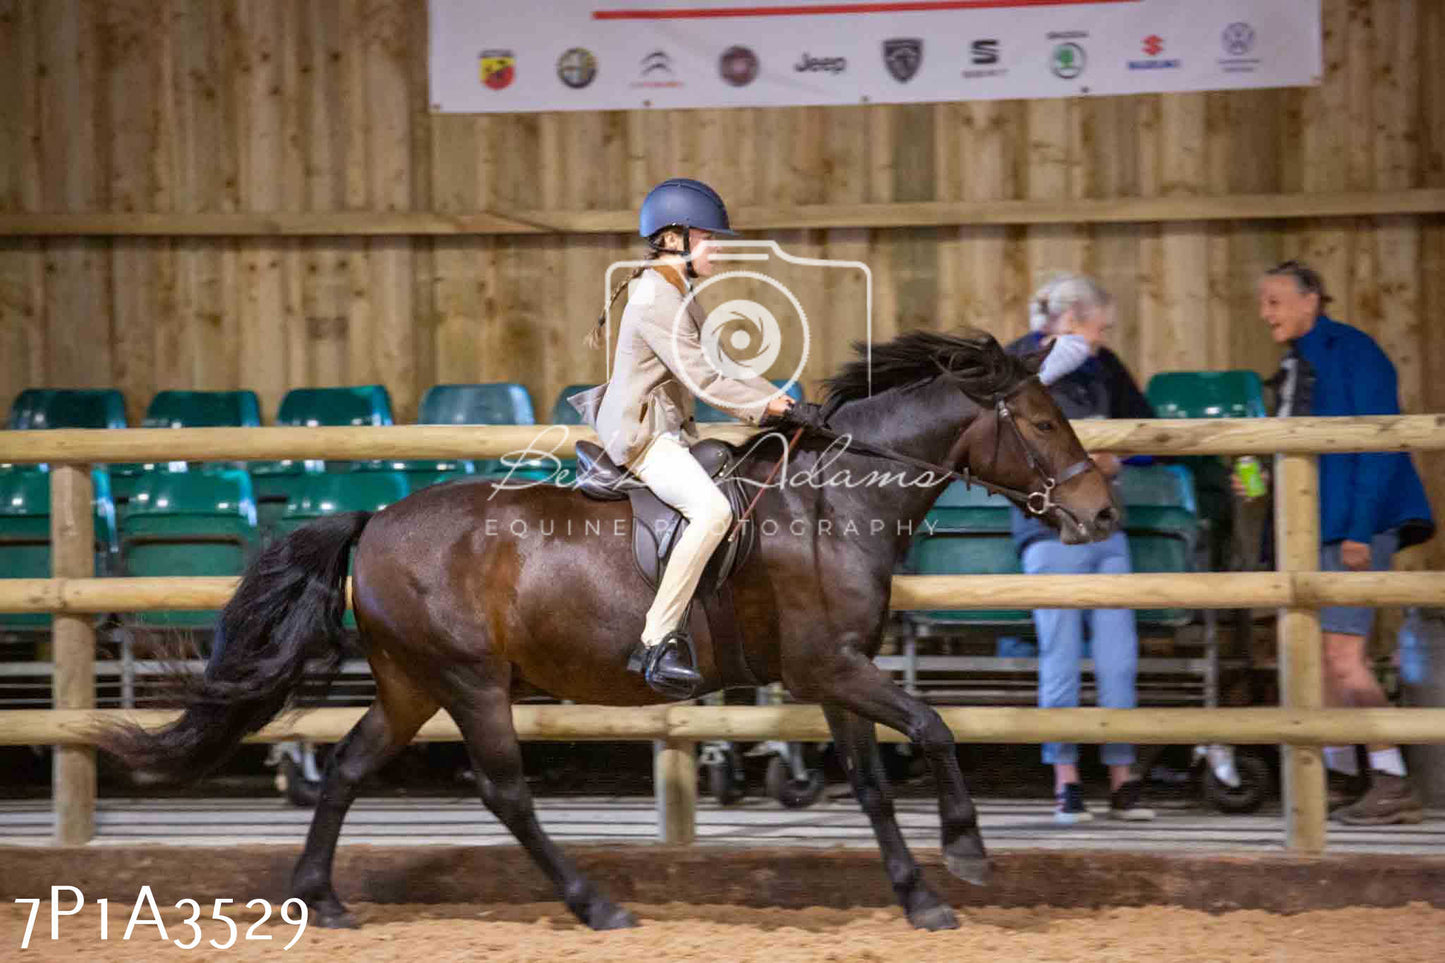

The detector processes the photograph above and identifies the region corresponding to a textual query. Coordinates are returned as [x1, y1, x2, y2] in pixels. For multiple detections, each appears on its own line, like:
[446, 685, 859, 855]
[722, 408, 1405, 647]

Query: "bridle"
[804, 376, 1098, 527]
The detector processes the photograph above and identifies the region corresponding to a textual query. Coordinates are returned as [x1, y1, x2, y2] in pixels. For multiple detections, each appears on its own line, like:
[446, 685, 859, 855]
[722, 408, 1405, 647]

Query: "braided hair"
[582, 227, 689, 350]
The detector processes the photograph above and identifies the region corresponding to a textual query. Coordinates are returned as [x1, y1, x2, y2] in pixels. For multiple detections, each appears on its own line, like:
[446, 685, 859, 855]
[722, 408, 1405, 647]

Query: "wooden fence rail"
[7, 706, 1445, 749]
[0, 416, 1444, 464]
[2, 571, 1444, 614]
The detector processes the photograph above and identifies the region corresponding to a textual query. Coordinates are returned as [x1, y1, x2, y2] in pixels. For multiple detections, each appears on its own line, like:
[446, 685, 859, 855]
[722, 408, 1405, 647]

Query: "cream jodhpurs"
[628, 433, 733, 646]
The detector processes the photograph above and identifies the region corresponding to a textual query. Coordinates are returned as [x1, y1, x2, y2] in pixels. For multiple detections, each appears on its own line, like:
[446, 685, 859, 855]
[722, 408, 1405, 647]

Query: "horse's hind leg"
[448, 678, 637, 931]
[823, 703, 959, 931]
[290, 660, 438, 928]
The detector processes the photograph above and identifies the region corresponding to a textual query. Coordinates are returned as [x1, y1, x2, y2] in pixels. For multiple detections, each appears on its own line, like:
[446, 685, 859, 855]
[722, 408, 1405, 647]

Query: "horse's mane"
[823, 328, 1034, 407]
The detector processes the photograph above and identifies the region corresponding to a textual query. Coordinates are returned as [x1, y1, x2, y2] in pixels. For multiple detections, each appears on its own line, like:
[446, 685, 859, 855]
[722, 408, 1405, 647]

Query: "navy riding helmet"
[638, 178, 736, 240]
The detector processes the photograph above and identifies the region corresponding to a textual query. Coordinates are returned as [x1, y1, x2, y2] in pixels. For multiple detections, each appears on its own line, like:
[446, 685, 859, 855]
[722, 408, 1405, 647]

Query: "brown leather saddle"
[573, 438, 762, 685]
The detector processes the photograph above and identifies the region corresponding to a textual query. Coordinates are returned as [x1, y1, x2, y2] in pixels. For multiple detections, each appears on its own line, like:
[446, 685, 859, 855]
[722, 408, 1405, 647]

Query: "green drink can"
[1234, 455, 1266, 498]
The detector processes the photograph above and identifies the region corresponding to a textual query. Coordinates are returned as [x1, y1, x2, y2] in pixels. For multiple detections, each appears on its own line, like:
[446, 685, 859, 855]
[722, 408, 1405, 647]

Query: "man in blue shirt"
[1256, 261, 1434, 825]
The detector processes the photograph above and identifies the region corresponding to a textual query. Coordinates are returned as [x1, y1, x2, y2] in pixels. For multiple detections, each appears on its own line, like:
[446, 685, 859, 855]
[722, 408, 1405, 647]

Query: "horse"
[96, 329, 1119, 933]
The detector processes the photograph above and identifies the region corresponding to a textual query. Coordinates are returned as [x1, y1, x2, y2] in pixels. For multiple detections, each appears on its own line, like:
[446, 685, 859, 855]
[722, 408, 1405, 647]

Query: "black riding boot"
[627, 630, 702, 700]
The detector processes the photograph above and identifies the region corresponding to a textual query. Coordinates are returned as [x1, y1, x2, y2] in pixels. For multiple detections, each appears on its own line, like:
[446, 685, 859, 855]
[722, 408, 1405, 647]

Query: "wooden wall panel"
[0, 0, 1437, 558]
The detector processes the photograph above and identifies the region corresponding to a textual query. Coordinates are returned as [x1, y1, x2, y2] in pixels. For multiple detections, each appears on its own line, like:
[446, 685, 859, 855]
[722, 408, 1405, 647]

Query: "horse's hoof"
[907, 903, 960, 931]
[945, 852, 991, 887]
[588, 902, 639, 931]
[316, 909, 359, 930]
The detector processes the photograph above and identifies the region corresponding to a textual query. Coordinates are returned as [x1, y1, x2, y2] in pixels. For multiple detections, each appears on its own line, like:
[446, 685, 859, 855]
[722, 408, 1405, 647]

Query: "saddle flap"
[689, 439, 734, 479]
[574, 441, 629, 501]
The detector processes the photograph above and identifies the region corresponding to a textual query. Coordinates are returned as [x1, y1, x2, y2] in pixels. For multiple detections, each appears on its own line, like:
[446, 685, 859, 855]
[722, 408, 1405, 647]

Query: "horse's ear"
[1021, 339, 1055, 375]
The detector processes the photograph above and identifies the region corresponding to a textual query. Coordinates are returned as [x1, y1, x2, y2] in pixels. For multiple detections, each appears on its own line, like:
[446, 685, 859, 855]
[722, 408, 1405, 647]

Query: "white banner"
[429, 0, 1321, 114]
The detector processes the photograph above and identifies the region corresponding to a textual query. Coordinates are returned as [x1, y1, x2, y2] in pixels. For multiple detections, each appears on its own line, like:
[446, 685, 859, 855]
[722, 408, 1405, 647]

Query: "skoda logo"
[1050, 42, 1085, 79]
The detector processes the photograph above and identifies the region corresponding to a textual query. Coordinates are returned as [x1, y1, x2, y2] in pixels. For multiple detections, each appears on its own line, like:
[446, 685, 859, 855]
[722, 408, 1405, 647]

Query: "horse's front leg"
[823, 703, 960, 929]
[805, 645, 989, 886]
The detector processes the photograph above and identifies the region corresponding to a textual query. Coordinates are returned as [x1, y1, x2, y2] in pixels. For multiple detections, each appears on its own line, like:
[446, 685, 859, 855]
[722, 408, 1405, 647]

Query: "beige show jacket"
[569, 267, 776, 466]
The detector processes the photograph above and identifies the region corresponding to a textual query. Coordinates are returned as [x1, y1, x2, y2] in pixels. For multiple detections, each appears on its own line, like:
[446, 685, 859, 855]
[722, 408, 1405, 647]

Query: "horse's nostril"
[1095, 506, 1119, 530]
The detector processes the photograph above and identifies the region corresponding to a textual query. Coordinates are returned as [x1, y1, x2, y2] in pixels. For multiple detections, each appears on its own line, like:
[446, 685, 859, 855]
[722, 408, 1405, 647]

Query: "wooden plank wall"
[0, 0, 1441, 558]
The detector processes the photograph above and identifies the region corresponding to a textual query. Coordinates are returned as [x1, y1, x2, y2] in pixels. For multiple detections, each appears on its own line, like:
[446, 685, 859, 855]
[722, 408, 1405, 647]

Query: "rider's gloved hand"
[763, 400, 828, 433]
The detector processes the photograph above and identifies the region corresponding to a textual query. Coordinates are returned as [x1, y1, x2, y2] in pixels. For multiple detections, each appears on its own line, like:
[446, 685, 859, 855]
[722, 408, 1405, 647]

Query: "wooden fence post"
[1275, 453, 1326, 852]
[51, 464, 96, 845]
[654, 739, 697, 844]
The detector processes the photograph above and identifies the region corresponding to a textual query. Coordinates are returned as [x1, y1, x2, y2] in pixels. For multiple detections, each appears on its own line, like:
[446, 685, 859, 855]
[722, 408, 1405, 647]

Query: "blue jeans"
[1023, 531, 1139, 767]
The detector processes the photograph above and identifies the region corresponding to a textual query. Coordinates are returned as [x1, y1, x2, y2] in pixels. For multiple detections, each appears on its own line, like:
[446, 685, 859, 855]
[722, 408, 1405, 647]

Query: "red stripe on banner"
[593, 0, 1135, 20]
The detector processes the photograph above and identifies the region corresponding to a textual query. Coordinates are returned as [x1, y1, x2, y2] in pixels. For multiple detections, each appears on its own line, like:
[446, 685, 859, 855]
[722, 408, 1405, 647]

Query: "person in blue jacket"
[1255, 260, 1435, 825]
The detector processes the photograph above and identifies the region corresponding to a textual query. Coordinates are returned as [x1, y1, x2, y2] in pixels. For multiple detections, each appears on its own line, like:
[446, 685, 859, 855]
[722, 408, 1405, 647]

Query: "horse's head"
[947, 335, 1120, 544]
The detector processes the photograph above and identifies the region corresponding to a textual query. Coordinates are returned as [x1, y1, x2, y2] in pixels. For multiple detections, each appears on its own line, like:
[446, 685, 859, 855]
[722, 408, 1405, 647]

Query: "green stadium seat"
[903, 481, 1030, 625]
[902, 531, 1031, 626]
[420, 383, 535, 425]
[382, 459, 475, 492]
[924, 480, 1014, 534]
[0, 466, 118, 630]
[1145, 370, 1265, 572]
[277, 472, 409, 530]
[112, 390, 265, 501]
[275, 471, 409, 628]
[251, 385, 395, 533]
[694, 379, 806, 423]
[278, 385, 394, 428]
[120, 468, 259, 628]
[1116, 464, 1199, 538]
[1127, 533, 1194, 628]
[7, 388, 128, 430]
[1145, 371, 1267, 420]
[142, 390, 262, 429]
[418, 383, 552, 482]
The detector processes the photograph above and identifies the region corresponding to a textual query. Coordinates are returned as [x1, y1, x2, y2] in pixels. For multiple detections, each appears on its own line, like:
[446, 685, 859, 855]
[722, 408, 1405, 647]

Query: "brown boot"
[1331, 772, 1425, 826]
[1327, 771, 1368, 810]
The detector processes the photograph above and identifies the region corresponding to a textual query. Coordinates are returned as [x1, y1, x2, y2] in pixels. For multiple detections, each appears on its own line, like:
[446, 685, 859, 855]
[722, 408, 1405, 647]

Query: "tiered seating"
[119, 468, 258, 628]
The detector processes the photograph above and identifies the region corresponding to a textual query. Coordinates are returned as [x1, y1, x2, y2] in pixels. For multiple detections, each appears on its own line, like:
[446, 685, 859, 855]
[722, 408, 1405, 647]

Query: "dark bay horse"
[98, 330, 1119, 932]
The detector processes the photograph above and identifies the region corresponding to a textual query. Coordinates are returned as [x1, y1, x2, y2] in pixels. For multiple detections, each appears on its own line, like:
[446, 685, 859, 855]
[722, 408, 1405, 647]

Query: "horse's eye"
[1034, 420, 1055, 432]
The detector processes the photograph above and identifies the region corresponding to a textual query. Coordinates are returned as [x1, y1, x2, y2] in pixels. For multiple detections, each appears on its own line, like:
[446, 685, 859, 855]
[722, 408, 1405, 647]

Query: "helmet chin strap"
[649, 225, 698, 280]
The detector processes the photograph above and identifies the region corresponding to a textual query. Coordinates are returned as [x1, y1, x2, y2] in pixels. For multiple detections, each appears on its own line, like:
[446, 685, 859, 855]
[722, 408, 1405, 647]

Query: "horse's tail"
[93, 511, 371, 781]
